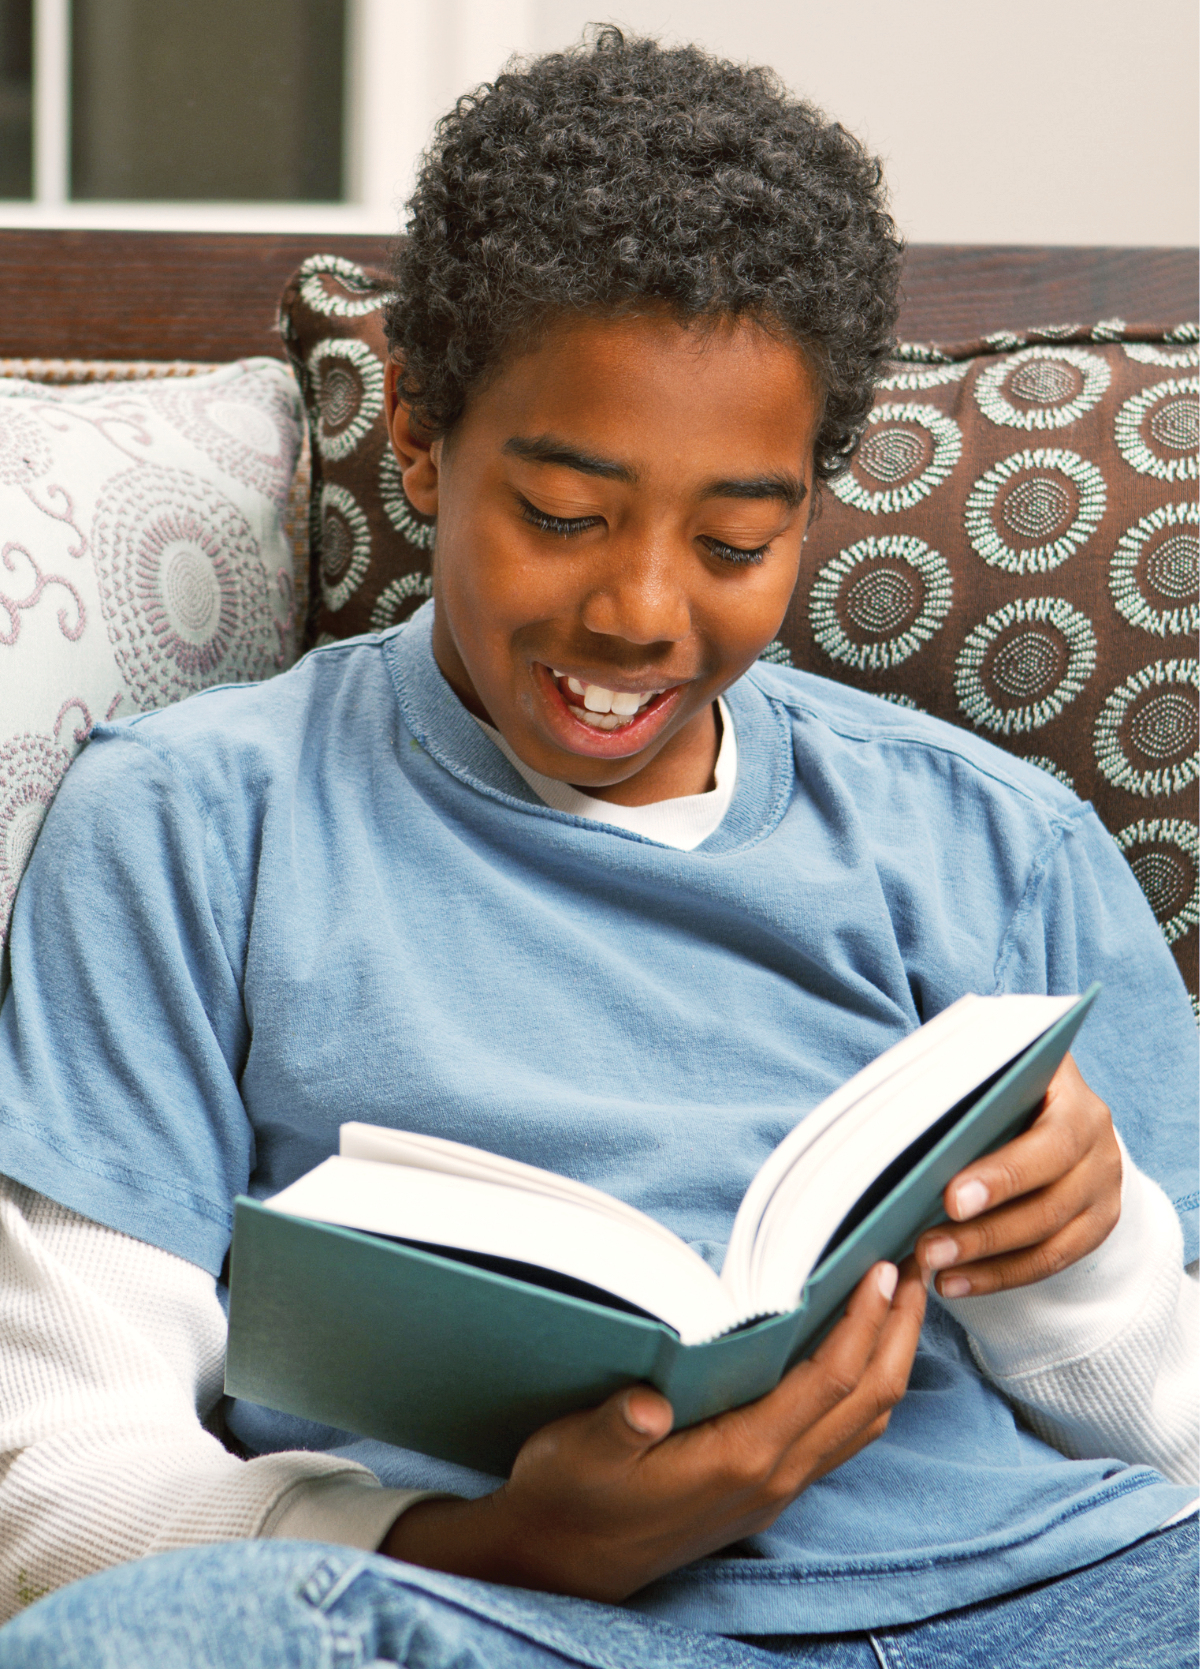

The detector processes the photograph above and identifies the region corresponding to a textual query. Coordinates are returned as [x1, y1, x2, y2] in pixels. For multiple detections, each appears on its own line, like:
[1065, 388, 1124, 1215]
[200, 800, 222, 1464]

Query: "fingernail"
[939, 1276, 972, 1299]
[876, 1263, 899, 1302]
[923, 1237, 959, 1270]
[954, 1179, 989, 1219]
[621, 1395, 655, 1435]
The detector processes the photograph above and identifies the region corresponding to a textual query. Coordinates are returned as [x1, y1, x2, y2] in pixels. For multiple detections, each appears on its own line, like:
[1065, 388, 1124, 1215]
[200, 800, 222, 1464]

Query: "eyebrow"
[503, 435, 637, 483]
[503, 435, 806, 511]
[700, 474, 807, 511]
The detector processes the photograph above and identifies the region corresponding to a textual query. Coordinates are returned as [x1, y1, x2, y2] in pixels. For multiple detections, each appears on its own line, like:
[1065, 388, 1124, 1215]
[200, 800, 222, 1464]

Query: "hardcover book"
[225, 985, 1098, 1475]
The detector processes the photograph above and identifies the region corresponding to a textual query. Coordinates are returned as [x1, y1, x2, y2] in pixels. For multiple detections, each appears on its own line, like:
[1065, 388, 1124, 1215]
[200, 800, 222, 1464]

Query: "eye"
[701, 537, 770, 567]
[519, 498, 602, 538]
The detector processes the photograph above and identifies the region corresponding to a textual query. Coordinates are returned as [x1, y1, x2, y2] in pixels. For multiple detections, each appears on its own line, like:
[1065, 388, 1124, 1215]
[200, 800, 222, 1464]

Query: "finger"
[921, 1169, 1091, 1275]
[699, 1262, 900, 1468]
[678, 1263, 922, 1520]
[808, 1257, 926, 1388]
[942, 1059, 1112, 1223]
[932, 1205, 1119, 1298]
[774, 1260, 926, 1487]
[921, 1135, 1121, 1284]
[818, 1258, 926, 1424]
[787, 1262, 902, 1410]
[549, 1383, 675, 1470]
[791, 1261, 925, 1443]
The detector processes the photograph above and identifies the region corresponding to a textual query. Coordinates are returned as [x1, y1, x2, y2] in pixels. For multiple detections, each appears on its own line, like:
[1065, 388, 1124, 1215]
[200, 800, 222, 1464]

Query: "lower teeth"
[570, 706, 635, 731]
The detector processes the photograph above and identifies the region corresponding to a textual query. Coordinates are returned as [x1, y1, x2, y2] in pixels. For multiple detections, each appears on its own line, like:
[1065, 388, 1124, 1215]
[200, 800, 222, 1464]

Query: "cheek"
[707, 561, 801, 657]
[436, 532, 561, 699]
[436, 514, 521, 629]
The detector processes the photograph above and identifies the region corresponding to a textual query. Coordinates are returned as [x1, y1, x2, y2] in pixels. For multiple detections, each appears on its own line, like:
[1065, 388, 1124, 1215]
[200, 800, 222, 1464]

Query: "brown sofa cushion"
[279, 255, 1198, 1005]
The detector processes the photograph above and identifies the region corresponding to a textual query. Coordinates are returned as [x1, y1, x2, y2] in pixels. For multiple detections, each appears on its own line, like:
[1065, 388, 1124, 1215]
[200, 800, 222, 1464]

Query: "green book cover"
[225, 987, 1097, 1476]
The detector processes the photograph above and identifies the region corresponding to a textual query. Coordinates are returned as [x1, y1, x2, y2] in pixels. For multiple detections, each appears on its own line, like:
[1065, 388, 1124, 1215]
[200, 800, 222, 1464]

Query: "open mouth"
[550, 669, 671, 731]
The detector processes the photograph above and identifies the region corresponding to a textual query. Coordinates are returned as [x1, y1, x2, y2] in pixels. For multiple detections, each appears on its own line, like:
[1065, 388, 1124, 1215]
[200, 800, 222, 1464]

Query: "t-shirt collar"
[383, 601, 792, 855]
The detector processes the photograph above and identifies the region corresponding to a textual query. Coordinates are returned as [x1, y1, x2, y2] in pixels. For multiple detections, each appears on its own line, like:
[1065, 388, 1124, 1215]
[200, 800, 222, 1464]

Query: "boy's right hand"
[380, 1257, 926, 1602]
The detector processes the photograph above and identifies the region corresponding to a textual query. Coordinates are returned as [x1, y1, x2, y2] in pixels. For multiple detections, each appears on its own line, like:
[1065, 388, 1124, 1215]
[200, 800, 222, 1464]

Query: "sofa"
[0, 232, 1196, 1011]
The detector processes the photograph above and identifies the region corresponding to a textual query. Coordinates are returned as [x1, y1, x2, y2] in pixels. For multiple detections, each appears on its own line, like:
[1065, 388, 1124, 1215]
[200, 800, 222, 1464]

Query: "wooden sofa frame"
[1, 234, 1197, 362]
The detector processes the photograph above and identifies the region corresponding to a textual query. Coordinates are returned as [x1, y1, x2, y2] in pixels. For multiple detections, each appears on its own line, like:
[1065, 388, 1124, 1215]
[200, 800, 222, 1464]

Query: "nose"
[577, 543, 691, 646]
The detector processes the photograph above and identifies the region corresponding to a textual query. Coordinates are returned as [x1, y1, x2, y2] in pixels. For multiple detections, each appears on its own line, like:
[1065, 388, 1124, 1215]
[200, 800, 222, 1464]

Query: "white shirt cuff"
[260, 1468, 458, 1550]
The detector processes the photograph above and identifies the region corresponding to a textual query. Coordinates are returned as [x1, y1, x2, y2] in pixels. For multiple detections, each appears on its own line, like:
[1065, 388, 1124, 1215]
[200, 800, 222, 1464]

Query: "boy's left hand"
[915, 1052, 1123, 1300]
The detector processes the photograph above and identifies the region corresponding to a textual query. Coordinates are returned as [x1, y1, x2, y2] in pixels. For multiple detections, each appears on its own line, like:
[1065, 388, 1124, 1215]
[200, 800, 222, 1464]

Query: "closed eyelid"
[699, 515, 789, 551]
[702, 535, 770, 566]
[516, 492, 602, 520]
[517, 498, 604, 538]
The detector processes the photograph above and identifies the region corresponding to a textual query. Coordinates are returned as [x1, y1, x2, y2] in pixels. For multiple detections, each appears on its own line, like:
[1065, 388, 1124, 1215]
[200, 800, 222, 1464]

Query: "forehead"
[460, 309, 823, 473]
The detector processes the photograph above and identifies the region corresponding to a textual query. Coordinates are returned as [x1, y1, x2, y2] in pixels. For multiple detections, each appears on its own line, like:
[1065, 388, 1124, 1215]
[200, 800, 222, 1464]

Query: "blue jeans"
[1, 1518, 1195, 1669]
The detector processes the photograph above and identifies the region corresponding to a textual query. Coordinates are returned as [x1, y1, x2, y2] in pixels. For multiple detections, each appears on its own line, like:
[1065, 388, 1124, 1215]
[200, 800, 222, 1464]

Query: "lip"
[532, 662, 687, 758]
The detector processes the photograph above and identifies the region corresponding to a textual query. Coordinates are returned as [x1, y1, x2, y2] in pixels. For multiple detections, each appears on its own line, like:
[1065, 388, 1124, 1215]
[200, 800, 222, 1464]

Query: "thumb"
[589, 1384, 674, 1461]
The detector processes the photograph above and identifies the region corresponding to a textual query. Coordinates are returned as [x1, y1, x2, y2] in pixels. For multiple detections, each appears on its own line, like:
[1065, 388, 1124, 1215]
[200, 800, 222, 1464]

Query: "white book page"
[748, 995, 1076, 1314]
[265, 1156, 739, 1345]
[722, 995, 983, 1302]
[340, 1124, 681, 1248]
[745, 1016, 1010, 1304]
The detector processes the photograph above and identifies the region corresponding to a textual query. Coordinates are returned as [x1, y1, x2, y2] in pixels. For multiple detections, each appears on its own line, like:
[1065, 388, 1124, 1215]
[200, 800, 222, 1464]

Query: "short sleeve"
[0, 727, 253, 1274]
[997, 804, 1199, 1264]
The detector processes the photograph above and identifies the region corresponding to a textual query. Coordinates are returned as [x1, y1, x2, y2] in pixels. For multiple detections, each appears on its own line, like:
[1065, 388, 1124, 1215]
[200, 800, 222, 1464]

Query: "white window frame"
[2, 0, 535, 232]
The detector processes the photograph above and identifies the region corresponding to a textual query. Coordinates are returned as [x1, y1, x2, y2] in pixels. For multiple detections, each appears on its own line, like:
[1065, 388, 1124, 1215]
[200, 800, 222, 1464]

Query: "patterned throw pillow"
[776, 324, 1198, 1007]
[0, 357, 305, 951]
[279, 256, 434, 646]
[0, 358, 313, 618]
[279, 257, 1199, 1007]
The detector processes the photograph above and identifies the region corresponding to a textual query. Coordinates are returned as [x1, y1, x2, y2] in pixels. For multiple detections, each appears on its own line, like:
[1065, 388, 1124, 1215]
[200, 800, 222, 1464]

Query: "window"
[0, 0, 32, 198]
[70, 0, 346, 202]
[1, 0, 535, 232]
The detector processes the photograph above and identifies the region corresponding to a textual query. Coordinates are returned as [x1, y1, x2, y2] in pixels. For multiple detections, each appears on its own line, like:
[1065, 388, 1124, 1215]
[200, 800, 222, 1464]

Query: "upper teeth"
[553, 671, 661, 717]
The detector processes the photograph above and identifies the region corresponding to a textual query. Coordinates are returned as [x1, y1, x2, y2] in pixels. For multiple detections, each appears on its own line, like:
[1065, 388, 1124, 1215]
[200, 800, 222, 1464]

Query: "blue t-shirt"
[0, 603, 1195, 1634]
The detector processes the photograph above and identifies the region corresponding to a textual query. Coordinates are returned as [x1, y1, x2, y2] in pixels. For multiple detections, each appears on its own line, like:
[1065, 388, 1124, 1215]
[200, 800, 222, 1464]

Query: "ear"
[384, 358, 439, 518]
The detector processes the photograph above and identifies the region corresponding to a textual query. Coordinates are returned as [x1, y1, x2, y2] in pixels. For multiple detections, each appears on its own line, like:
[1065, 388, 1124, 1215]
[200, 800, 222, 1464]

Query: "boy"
[0, 30, 1195, 1668]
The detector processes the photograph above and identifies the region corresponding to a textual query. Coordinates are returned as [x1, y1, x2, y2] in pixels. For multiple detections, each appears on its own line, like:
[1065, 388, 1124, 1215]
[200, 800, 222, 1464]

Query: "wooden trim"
[898, 245, 1198, 343]
[0, 231, 1196, 362]
[1, 232, 394, 362]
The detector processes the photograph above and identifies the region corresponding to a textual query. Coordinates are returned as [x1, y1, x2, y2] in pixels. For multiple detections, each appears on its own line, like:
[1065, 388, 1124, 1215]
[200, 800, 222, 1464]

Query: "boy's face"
[387, 310, 822, 803]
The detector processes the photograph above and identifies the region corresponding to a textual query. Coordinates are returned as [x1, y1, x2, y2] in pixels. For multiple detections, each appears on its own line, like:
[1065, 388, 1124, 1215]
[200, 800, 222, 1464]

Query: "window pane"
[71, 0, 345, 201]
[0, 0, 32, 198]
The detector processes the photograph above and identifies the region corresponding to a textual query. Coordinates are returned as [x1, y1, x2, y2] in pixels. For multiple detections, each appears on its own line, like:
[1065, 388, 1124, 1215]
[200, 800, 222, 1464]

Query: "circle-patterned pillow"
[93, 463, 279, 708]
[279, 255, 435, 645]
[809, 536, 953, 671]
[0, 356, 303, 952]
[780, 321, 1200, 1005]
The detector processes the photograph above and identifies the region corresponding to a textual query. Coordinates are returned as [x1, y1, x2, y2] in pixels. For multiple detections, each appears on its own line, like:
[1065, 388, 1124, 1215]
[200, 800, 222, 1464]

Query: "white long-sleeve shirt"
[1, 1148, 1195, 1623]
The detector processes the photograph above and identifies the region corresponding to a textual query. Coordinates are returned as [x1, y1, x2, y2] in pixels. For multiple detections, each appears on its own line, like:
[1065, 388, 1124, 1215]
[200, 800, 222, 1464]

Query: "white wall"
[525, 0, 1199, 245]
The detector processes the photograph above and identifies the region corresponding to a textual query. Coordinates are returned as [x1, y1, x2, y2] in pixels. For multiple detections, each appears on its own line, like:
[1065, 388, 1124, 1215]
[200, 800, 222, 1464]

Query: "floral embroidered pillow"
[0, 357, 304, 949]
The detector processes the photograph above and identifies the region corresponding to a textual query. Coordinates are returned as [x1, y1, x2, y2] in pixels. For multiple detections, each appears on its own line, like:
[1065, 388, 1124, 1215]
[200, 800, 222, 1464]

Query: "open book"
[226, 986, 1097, 1474]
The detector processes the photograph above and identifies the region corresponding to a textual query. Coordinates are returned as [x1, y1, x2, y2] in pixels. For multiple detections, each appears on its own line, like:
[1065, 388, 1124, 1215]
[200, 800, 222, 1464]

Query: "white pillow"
[0, 357, 304, 948]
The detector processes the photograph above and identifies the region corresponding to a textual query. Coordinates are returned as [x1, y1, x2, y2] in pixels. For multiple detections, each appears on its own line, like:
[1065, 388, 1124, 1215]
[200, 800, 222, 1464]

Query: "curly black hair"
[384, 28, 902, 480]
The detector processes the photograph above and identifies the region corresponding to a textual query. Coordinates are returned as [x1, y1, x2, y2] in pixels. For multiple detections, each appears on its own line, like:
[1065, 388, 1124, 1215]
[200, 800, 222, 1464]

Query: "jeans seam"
[311, 1558, 375, 1618]
[299, 1554, 359, 1611]
[869, 1632, 903, 1669]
